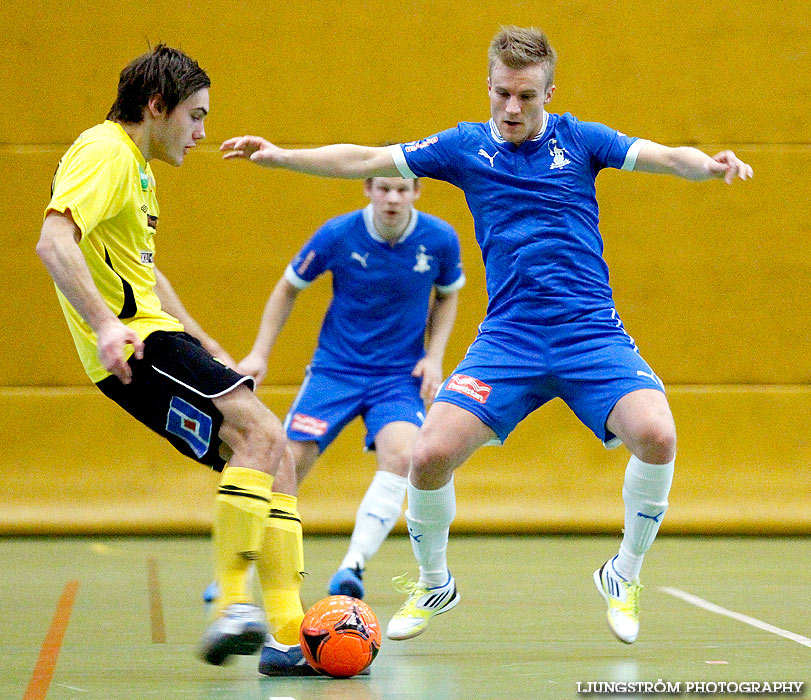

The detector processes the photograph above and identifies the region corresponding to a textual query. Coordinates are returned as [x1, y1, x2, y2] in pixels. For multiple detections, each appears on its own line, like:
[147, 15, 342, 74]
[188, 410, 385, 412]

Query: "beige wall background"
[1, 1, 809, 533]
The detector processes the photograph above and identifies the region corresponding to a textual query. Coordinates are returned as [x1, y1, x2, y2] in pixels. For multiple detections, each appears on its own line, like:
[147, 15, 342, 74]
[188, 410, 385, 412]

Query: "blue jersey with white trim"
[287, 205, 465, 373]
[391, 112, 639, 326]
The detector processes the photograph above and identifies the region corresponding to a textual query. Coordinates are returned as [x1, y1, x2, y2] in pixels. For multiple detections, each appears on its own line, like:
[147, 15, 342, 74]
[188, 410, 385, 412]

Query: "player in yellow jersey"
[36, 45, 308, 673]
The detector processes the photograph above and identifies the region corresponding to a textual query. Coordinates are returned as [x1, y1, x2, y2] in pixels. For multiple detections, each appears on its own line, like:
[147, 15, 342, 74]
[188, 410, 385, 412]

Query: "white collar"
[362, 204, 418, 244]
[488, 109, 549, 144]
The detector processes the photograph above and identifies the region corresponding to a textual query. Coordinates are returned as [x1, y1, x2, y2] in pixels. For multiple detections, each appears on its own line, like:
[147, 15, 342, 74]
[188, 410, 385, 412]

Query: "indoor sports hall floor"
[3, 535, 808, 700]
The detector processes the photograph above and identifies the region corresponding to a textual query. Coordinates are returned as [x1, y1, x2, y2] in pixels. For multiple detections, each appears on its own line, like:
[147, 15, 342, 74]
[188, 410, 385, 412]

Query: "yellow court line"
[148, 558, 166, 644]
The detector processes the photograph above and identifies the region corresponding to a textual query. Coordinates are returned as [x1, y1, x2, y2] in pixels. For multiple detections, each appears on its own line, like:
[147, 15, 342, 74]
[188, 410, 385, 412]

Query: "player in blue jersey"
[237, 176, 464, 601]
[220, 25, 752, 645]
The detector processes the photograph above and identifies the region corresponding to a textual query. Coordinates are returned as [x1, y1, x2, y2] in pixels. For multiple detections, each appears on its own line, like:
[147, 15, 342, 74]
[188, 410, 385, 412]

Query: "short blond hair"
[488, 25, 557, 87]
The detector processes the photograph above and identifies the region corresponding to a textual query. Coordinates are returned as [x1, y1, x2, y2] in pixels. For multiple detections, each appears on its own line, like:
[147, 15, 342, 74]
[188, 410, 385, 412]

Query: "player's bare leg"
[387, 402, 496, 640]
[290, 439, 321, 484]
[594, 388, 676, 643]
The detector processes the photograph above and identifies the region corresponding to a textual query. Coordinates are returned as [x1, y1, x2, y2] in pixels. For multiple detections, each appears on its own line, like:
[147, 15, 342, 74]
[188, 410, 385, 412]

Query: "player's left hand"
[708, 150, 753, 184]
[220, 135, 285, 168]
[412, 357, 443, 404]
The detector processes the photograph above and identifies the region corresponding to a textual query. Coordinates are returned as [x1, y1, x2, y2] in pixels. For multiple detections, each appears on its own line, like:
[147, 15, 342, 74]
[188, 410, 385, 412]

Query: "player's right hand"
[236, 352, 268, 386]
[96, 319, 144, 384]
[220, 136, 283, 167]
[708, 150, 753, 184]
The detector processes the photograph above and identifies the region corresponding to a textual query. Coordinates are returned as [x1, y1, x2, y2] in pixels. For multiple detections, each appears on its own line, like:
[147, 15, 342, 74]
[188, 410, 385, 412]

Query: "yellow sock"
[213, 466, 273, 614]
[256, 493, 305, 645]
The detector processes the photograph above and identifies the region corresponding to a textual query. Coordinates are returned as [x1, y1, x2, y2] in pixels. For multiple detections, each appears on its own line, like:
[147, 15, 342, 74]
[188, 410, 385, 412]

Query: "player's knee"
[223, 400, 286, 470]
[251, 407, 286, 457]
[411, 433, 454, 476]
[634, 419, 677, 464]
[381, 443, 412, 477]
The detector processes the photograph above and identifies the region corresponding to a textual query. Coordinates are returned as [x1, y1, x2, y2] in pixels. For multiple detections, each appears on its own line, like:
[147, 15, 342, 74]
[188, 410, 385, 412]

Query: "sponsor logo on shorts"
[445, 374, 492, 404]
[404, 136, 438, 153]
[139, 250, 154, 264]
[290, 412, 328, 437]
[166, 396, 212, 458]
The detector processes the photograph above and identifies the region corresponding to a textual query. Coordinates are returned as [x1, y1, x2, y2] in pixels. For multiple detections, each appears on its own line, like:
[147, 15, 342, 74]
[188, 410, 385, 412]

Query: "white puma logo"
[351, 252, 369, 268]
[477, 148, 498, 167]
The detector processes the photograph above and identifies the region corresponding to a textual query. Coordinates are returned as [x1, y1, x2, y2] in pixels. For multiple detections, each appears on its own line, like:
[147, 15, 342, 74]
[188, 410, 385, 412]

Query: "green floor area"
[2, 535, 808, 699]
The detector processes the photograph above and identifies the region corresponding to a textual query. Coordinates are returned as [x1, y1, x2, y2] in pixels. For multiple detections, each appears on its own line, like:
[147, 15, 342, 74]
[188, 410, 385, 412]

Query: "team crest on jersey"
[166, 396, 212, 458]
[413, 245, 433, 273]
[446, 374, 492, 404]
[548, 139, 571, 170]
[290, 413, 328, 437]
[137, 165, 154, 191]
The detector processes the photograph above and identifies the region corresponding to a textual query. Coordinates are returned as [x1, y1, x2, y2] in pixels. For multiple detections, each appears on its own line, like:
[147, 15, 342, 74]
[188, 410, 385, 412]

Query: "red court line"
[23, 579, 79, 700]
[148, 557, 166, 643]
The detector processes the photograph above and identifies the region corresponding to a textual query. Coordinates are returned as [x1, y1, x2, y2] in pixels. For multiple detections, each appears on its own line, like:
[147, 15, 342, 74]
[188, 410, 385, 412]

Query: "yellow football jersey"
[46, 121, 184, 382]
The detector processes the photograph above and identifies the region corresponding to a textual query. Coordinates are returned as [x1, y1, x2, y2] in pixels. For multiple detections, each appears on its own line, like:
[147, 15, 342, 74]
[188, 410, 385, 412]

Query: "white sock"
[339, 471, 407, 571]
[405, 477, 456, 588]
[614, 455, 675, 581]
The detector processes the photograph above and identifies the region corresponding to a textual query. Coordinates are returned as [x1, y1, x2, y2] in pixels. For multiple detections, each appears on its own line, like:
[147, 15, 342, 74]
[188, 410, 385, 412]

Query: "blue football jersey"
[286, 205, 465, 373]
[390, 112, 642, 328]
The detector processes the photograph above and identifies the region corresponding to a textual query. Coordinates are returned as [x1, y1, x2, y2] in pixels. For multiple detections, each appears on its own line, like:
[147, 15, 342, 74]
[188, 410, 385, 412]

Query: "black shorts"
[96, 331, 254, 471]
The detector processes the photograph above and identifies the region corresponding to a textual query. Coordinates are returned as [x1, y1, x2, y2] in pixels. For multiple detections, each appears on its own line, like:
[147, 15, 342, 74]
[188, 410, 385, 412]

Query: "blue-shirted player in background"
[237, 176, 464, 600]
[221, 25, 752, 645]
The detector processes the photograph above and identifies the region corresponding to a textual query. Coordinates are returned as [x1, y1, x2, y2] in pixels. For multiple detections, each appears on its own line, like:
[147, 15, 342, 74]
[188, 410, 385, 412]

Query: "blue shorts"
[284, 366, 426, 452]
[434, 308, 665, 445]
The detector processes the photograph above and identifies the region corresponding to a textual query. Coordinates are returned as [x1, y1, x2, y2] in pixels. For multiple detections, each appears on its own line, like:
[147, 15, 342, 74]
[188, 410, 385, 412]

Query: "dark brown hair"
[107, 44, 210, 123]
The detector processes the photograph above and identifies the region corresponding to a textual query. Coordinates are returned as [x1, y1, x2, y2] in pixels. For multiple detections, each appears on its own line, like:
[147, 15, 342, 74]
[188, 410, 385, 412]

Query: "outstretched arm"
[412, 290, 459, 403]
[634, 141, 753, 184]
[220, 136, 401, 179]
[36, 210, 144, 383]
[153, 267, 237, 370]
[237, 277, 301, 385]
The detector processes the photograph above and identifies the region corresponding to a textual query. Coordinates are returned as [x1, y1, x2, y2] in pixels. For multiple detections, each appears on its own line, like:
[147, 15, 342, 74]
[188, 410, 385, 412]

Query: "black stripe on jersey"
[217, 485, 271, 503]
[103, 246, 137, 319]
[268, 508, 301, 524]
[50, 160, 61, 198]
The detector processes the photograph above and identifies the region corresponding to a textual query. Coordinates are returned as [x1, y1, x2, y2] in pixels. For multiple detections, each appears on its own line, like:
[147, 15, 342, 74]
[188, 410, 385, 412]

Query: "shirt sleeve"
[574, 120, 640, 172]
[390, 126, 464, 185]
[46, 140, 129, 239]
[434, 229, 466, 294]
[284, 225, 334, 289]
